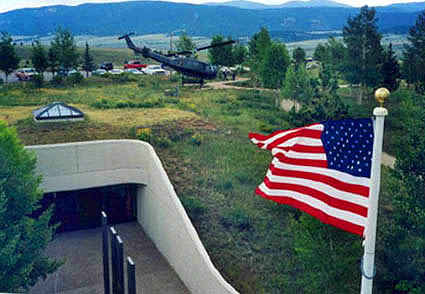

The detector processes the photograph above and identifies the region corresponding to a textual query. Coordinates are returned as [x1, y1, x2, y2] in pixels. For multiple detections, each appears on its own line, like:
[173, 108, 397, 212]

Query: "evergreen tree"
[0, 32, 20, 83]
[259, 42, 290, 89]
[281, 64, 314, 103]
[175, 31, 196, 54]
[292, 47, 306, 68]
[232, 42, 247, 65]
[208, 35, 234, 66]
[381, 43, 401, 92]
[30, 40, 48, 77]
[248, 27, 272, 83]
[47, 47, 60, 76]
[343, 6, 384, 103]
[50, 27, 79, 72]
[0, 121, 61, 292]
[402, 11, 425, 93]
[82, 42, 96, 78]
[376, 104, 425, 294]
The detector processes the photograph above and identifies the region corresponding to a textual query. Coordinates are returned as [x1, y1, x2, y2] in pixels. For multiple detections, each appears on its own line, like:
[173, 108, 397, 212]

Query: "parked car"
[92, 69, 107, 76]
[57, 68, 79, 77]
[108, 69, 124, 75]
[142, 65, 167, 75]
[100, 62, 113, 71]
[124, 60, 147, 70]
[16, 68, 37, 80]
[124, 68, 144, 75]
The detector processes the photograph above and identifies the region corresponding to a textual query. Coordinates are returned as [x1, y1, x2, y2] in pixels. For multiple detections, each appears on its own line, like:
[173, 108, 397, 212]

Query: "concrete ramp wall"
[27, 140, 239, 294]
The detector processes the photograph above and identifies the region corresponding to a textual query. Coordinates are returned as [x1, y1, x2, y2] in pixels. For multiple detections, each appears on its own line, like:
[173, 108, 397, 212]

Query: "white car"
[92, 69, 107, 76]
[16, 68, 37, 80]
[142, 65, 167, 75]
[108, 69, 124, 75]
[124, 68, 144, 75]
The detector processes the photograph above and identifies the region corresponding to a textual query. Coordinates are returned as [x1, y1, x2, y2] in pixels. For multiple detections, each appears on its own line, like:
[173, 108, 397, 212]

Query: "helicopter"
[118, 32, 234, 86]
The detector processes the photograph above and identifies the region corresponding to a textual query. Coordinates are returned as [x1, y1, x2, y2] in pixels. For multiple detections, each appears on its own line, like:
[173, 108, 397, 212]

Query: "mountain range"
[0, 0, 423, 40]
[204, 0, 352, 9]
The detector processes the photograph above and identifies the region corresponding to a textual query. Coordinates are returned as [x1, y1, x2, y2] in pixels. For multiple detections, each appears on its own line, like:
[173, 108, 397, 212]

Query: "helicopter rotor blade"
[196, 40, 235, 52]
[169, 50, 193, 56]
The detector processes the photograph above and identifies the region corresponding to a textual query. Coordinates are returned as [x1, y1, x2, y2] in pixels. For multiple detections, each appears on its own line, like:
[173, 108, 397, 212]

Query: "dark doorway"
[38, 184, 137, 233]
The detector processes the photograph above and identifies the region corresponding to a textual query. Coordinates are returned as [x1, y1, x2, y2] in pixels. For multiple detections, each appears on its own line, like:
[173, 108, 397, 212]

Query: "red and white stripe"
[249, 124, 370, 236]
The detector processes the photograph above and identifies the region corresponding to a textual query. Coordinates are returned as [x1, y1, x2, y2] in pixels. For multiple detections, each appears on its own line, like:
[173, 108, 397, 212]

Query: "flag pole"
[360, 88, 389, 294]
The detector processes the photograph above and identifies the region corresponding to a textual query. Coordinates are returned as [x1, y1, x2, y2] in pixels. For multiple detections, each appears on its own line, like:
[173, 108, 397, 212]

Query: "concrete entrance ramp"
[27, 140, 239, 294]
[30, 222, 189, 294]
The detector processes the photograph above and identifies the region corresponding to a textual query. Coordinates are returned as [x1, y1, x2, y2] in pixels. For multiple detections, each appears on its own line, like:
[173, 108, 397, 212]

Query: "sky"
[0, 0, 422, 14]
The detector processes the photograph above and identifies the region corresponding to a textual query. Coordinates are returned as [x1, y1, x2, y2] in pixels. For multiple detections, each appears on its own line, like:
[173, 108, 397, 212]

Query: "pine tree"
[343, 6, 384, 103]
[402, 10, 425, 93]
[381, 43, 401, 92]
[281, 64, 314, 103]
[0, 121, 61, 292]
[50, 27, 80, 72]
[82, 42, 96, 78]
[248, 27, 272, 84]
[232, 42, 247, 65]
[208, 35, 234, 66]
[47, 47, 60, 76]
[0, 32, 20, 83]
[31, 40, 48, 77]
[292, 47, 306, 69]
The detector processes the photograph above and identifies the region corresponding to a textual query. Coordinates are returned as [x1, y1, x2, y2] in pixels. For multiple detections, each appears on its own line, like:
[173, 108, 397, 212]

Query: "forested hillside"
[0, 1, 421, 38]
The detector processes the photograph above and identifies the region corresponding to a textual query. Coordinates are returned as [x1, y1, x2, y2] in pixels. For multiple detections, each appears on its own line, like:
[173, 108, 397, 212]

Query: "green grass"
[1, 76, 403, 294]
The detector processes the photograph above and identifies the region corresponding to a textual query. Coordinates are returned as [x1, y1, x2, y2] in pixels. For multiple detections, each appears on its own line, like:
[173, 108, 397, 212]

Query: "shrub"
[116, 100, 129, 108]
[190, 133, 202, 145]
[136, 128, 151, 142]
[91, 98, 111, 109]
[50, 75, 63, 86]
[31, 74, 44, 89]
[67, 72, 84, 85]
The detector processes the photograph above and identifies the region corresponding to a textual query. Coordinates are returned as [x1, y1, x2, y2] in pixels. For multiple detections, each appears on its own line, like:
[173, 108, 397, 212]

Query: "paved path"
[30, 222, 189, 294]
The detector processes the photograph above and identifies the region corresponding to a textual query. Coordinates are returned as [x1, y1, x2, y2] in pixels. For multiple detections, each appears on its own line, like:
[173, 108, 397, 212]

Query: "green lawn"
[1, 75, 399, 293]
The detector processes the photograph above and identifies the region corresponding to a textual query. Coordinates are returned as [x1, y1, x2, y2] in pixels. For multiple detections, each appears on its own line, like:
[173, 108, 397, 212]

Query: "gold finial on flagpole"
[374, 88, 390, 107]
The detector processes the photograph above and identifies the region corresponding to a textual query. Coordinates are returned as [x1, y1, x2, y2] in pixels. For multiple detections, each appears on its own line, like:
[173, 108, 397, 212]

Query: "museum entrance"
[38, 184, 137, 233]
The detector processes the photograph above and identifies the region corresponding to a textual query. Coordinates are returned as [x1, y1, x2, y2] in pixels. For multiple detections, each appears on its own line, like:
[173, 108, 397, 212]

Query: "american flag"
[249, 118, 374, 236]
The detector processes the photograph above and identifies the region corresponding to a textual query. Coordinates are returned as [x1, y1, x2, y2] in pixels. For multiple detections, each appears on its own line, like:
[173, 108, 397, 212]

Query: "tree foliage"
[290, 215, 361, 294]
[0, 32, 20, 83]
[248, 27, 272, 81]
[208, 34, 234, 66]
[30, 40, 48, 76]
[0, 121, 60, 292]
[343, 6, 383, 102]
[82, 42, 96, 78]
[381, 43, 401, 92]
[313, 37, 346, 75]
[175, 31, 196, 53]
[50, 27, 80, 72]
[281, 64, 314, 103]
[402, 11, 425, 94]
[292, 47, 306, 68]
[376, 99, 425, 294]
[259, 42, 290, 89]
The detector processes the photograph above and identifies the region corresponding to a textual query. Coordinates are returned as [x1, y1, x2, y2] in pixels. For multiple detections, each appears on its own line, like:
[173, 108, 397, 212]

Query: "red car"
[124, 60, 147, 70]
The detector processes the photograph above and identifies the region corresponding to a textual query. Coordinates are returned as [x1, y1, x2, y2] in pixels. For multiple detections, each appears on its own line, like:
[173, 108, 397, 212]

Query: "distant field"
[286, 34, 408, 57]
